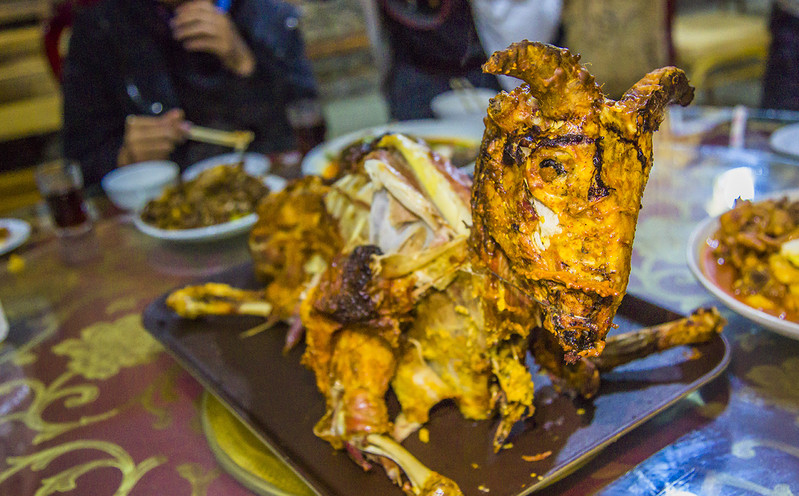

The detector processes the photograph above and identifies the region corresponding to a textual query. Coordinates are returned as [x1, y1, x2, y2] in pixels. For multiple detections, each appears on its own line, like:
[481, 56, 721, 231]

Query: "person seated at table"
[762, 0, 799, 110]
[470, 0, 563, 92]
[360, 0, 502, 121]
[62, 0, 320, 186]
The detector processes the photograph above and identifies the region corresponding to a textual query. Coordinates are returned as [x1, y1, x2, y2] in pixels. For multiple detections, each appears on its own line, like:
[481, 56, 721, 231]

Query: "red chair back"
[43, 2, 73, 81]
[43, 0, 101, 82]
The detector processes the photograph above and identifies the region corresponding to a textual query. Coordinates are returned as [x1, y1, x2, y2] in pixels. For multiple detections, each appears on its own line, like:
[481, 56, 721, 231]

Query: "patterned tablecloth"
[1, 106, 799, 496]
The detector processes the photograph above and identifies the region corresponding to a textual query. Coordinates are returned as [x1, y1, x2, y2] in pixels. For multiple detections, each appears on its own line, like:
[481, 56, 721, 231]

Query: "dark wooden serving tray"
[142, 262, 730, 496]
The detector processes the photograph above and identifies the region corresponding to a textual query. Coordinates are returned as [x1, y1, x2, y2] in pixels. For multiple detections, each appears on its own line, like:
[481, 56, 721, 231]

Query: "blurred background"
[0, 0, 774, 213]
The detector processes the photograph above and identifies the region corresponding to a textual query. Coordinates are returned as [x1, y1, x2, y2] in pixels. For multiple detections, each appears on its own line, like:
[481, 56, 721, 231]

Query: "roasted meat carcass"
[167, 175, 343, 349]
[165, 41, 712, 496]
[470, 41, 694, 361]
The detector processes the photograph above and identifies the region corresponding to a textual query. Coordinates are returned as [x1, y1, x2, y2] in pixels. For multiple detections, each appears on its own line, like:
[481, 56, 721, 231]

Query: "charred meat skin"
[471, 41, 694, 360]
[313, 245, 383, 323]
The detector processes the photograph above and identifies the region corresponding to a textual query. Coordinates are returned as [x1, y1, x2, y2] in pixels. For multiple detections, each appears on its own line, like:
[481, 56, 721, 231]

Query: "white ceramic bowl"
[431, 88, 496, 120]
[101, 161, 180, 211]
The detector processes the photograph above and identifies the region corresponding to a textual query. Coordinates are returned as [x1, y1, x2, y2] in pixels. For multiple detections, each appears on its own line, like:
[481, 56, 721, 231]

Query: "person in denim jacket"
[62, 0, 319, 185]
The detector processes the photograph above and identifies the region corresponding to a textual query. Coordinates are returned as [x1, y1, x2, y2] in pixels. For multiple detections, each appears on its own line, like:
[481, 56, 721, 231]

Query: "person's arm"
[170, 0, 321, 154]
[170, 0, 257, 76]
[64, 6, 189, 183]
[61, 6, 126, 186]
[170, 0, 319, 100]
[231, 0, 319, 101]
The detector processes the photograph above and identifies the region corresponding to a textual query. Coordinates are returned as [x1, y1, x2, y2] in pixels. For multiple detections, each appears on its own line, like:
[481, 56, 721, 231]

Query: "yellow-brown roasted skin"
[470, 41, 694, 361]
[166, 283, 271, 318]
[300, 244, 422, 448]
[248, 176, 343, 320]
[312, 327, 397, 449]
[391, 271, 537, 442]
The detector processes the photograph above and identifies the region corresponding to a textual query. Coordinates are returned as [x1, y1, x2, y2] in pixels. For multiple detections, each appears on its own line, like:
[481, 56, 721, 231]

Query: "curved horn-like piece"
[618, 66, 695, 133]
[482, 40, 603, 119]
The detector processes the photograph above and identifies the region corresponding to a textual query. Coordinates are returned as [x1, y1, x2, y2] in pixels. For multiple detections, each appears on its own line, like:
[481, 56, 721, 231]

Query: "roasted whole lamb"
[166, 42, 720, 496]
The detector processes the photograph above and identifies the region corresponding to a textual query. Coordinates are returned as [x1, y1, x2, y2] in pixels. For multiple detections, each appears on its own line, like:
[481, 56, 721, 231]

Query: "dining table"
[1, 104, 799, 496]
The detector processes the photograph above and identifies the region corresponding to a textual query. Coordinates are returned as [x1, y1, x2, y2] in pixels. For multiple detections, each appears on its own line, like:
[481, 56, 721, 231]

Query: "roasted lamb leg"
[532, 307, 726, 399]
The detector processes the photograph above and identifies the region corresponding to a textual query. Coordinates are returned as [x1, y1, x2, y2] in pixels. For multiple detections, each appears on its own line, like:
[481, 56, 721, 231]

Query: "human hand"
[117, 109, 188, 166]
[170, 0, 255, 76]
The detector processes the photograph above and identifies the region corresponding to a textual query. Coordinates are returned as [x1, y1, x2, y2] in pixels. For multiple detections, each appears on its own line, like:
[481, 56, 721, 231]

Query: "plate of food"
[769, 123, 799, 159]
[301, 118, 485, 179]
[133, 162, 285, 242]
[687, 189, 799, 340]
[182, 152, 271, 181]
[0, 218, 31, 256]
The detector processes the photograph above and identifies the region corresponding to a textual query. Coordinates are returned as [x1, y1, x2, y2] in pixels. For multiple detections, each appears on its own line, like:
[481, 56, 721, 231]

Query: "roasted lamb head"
[470, 41, 694, 361]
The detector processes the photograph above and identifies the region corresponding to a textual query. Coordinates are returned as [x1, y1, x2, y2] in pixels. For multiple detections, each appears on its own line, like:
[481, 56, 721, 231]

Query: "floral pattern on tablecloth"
[0, 219, 255, 495]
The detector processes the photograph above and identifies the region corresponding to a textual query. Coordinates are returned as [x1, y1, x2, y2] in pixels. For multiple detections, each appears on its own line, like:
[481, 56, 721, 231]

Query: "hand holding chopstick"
[119, 111, 254, 167]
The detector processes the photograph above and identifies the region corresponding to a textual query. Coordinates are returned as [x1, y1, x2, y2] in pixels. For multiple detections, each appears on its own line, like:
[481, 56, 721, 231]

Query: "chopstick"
[186, 125, 255, 152]
[450, 77, 474, 91]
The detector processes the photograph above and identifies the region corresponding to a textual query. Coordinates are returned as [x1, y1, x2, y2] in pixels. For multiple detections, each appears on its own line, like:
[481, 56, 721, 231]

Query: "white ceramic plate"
[769, 123, 799, 159]
[687, 188, 799, 340]
[132, 175, 287, 243]
[183, 152, 271, 181]
[132, 213, 258, 243]
[301, 119, 485, 177]
[0, 218, 31, 256]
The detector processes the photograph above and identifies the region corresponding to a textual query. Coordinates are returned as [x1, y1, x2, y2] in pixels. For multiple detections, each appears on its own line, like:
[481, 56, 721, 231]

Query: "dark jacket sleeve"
[233, 0, 319, 102]
[61, 6, 126, 187]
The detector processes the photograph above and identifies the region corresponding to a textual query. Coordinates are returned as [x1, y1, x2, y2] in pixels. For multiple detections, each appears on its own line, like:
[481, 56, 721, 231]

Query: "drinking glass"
[286, 98, 327, 158]
[35, 161, 92, 237]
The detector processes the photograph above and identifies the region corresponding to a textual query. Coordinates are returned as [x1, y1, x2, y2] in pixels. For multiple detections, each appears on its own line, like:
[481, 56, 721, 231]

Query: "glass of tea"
[286, 98, 327, 158]
[35, 161, 92, 237]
